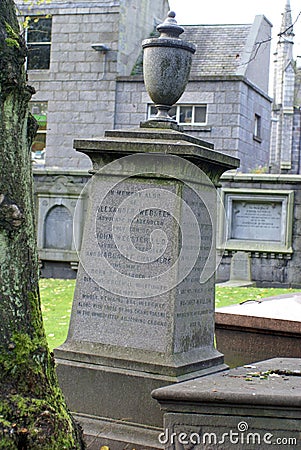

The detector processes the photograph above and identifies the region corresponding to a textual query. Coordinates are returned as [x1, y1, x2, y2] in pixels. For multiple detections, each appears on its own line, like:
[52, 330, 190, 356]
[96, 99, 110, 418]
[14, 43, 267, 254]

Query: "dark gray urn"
[142, 11, 196, 123]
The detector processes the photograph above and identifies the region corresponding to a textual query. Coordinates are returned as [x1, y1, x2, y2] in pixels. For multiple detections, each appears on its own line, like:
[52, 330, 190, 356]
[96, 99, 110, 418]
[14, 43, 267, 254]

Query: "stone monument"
[152, 358, 301, 449]
[219, 251, 255, 287]
[54, 11, 239, 449]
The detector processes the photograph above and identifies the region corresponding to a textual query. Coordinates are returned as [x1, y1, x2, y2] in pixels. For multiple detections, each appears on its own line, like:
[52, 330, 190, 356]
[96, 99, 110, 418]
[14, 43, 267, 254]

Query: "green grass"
[40, 278, 75, 351]
[215, 286, 301, 308]
[39, 279, 301, 351]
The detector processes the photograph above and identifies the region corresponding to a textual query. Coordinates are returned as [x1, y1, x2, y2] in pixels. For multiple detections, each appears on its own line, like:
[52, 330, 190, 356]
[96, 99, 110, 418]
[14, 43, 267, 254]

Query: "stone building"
[115, 16, 272, 172]
[216, 0, 301, 287]
[17, 0, 169, 276]
[269, 0, 301, 173]
[18, 0, 170, 169]
[16, 0, 273, 276]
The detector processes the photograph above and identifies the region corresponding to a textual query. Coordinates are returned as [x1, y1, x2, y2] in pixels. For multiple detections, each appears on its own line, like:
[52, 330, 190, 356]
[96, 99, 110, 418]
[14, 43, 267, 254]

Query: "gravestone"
[219, 251, 255, 287]
[54, 11, 239, 449]
[44, 205, 73, 249]
[230, 251, 253, 283]
[54, 128, 238, 449]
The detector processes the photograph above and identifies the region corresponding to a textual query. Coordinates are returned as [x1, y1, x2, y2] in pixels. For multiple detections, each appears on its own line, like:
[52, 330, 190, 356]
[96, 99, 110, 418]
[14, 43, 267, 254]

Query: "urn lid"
[157, 11, 184, 39]
[142, 11, 196, 53]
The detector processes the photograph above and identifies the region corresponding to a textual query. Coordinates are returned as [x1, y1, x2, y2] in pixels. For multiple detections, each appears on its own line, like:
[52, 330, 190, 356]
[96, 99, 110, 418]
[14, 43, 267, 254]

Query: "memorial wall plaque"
[220, 189, 294, 255]
[231, 201, 282, 241]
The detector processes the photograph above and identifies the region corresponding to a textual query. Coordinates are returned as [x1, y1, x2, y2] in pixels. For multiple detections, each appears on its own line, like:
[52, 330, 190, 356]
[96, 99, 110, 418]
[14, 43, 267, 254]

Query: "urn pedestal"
[54, 11, 240, 450]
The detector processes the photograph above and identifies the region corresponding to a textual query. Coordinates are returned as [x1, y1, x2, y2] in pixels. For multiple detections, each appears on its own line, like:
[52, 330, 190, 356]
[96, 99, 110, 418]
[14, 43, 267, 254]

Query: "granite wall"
[115, 77, 271, 172]
[19, 0, 169, 169]
[217, 173, 301, 288]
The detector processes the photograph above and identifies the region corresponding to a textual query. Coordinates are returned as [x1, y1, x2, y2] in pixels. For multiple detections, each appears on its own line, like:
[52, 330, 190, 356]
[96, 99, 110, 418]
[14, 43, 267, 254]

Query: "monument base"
[217, 280, 256, 287]
[74, 413, 163, 450]
[56, 125, 238, 448]
[55, 350, 227, 448]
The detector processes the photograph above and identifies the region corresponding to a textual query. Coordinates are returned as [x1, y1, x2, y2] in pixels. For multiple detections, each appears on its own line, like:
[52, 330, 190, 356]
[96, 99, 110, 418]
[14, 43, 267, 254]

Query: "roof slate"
[132, 23, 253, 77]
[183, 24, 252, 77]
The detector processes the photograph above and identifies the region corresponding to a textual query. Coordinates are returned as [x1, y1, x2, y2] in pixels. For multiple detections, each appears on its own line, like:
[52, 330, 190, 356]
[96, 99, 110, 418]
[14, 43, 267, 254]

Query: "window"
[26, 16, 52, 70]
[254, 114, 262, 141]
[148, 104, 207, 125]
[30, 101, 47, 162]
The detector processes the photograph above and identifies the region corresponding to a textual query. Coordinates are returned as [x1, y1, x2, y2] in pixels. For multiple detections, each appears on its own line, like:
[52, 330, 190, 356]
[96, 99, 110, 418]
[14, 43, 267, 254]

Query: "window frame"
[253, 113, 262, 142]
[25, 16, 52, 71]
[148, 104, 208, 126]
[30, 101, 48, 162]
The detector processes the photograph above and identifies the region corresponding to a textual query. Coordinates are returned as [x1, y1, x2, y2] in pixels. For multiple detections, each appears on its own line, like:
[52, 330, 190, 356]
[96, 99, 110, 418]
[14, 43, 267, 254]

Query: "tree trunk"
[0, 2, 85, 448]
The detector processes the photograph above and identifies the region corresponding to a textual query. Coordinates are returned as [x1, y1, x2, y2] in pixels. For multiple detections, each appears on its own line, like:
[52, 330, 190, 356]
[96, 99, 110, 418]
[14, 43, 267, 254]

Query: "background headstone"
[218, 251, 255, 287]
[230, 251, 252, 282]
[44, 205, 72, 249]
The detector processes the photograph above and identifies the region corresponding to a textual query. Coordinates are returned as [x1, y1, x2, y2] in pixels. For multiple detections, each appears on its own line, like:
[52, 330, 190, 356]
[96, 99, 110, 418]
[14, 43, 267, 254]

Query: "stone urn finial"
[156, 10, 184, 38]
[142, 11, 196, 126]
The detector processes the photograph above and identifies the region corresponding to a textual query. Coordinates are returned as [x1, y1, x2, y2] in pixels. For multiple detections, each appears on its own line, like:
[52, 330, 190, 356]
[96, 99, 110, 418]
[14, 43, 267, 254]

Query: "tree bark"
[0, 2, 85, 448]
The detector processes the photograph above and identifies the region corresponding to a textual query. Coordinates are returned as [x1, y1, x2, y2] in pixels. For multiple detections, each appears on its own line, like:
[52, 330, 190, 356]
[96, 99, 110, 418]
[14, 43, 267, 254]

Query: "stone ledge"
[221, 172, 301, 183]
[152, 359, 301, 449]
[152, 358, 301, 411]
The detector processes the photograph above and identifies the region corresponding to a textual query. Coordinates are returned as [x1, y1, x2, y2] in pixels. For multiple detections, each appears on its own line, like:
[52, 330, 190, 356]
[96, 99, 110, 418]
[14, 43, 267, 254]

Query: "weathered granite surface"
[54, 127, 238, 448]
[215, 293, 301, 367]
[218, 250, 255, 287]
[153, 358, 301, 449]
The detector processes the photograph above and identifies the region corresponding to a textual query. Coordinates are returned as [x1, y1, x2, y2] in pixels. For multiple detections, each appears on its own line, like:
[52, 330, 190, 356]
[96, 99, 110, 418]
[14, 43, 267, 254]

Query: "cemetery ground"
[40, 278, 301, 351]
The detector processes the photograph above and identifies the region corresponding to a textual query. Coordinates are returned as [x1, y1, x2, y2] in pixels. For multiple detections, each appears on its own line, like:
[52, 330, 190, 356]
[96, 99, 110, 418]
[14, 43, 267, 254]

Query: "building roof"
[183, 24, 252, 77]
[133, 23, 254, 78]
[279, 0, 294, 38]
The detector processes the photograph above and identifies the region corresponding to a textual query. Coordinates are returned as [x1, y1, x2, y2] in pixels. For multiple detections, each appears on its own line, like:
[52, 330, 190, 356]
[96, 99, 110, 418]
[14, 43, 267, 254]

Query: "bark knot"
[0, 193, 24, 231]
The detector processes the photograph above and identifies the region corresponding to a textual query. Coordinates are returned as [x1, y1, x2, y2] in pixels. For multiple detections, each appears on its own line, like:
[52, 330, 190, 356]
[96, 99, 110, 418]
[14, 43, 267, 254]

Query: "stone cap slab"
[73, 128, 239, 168]
[215, 294, 301, 335]
[217, 280, 256, 287]
[74, 127, 239, 183]
[215, 311, 301, 335]
[152, 358, 301, 410]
